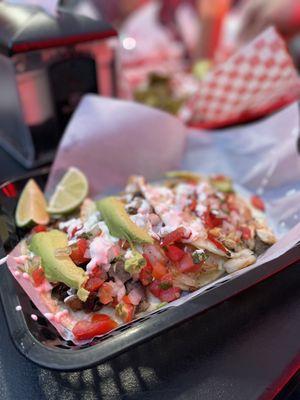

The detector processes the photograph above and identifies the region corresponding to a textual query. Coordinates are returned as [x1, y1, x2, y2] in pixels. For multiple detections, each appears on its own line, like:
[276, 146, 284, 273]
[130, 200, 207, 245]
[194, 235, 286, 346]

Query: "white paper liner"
[6, 96, 300, 342]
[7, 247, 74, 341]
[46, 95, 187, 198]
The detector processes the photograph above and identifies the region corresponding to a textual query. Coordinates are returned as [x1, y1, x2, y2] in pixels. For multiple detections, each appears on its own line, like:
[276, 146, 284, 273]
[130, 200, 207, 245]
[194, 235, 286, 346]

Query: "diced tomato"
[70, 239, 89, 265]
[139, 263, 153, 286]
[111, 245, 121, 260]
[84, 276, 104, 292]
[214, 174, 226, 180]
[164, 245, 185, 262]
[226, 194, 238, 212]
[177, 253, 201, 273]
[240, 226, 251, 241]
[160, 227, 187, 246]
[32, 267, 45, 287]
[149, 280, 181, 303]
[152, 262, 168, 280]
[227, 203, 238, 213]
[202, 210, 223, 229]
[207, 233, 230, 255]
[98, 283, 114, 305]
[116, 303, 135, 323]
[32, 225, 47, 233]
[90, 266, 107, 280]
[70, 227, 79, 238]
[2, 183, 17, 198]
[122, 295, 132, 305]
[72, 318, 118, 340]
[251, 195, 265, 211]
[91, 314, 110, 323]
[149, 280, 162, 298]
[159, 273, 173, 289]
[159, 287, 181, 303]
[111, 297, 119, 308]
[143, 244, 167, 265]
[189, 196, 197, 212]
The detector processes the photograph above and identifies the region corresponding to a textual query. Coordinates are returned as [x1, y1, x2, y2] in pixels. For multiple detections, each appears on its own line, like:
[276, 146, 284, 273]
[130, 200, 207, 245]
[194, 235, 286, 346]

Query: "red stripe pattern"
[183, 27, 300, 128]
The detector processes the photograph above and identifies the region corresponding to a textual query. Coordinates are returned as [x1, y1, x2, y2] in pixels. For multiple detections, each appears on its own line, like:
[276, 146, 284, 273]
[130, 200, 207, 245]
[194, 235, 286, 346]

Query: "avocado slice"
[165, 171, 201, 183]
[96, 197, 153, 244]
[29, 230, 88, 301]
[210, 176, 234, 193]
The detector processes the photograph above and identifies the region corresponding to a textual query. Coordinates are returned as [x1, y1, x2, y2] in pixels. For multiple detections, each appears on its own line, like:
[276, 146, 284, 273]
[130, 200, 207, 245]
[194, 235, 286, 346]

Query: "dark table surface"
[0, 147, 299, 400]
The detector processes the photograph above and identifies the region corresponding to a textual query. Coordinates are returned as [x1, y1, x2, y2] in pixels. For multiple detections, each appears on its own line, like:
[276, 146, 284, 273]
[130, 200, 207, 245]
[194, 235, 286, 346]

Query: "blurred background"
[61, 0, 300, 112]
[61, 0, 300, 67]
[0, 0, 299, 167]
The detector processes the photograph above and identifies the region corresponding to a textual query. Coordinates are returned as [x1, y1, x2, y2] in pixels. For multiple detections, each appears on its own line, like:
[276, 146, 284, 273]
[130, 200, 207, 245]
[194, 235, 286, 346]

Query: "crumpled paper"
[46, 95, 187, 197]
[6, 96, 300, 340]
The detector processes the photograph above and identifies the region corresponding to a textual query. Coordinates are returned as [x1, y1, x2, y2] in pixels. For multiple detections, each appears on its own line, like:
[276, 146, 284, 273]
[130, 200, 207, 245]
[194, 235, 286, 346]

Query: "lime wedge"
[47, 167, 88, 215]
[15, 179, 50, 227]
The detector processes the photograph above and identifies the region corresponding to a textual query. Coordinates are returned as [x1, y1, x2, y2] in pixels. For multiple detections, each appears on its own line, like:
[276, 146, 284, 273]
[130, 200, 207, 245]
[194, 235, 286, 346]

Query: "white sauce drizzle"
[137, 180, 207, 241]
[85, 220, 119, 275]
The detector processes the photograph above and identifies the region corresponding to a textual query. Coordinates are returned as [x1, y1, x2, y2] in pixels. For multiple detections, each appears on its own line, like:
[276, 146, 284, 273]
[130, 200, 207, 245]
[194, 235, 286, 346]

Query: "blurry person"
[237, 0, 300, 44]
[159, 0, 232, 60]
[113, 0, 150, 26]
[159, 0, 195, 32]
[159, 0, 200, 58]
[196, 0, 232, 59]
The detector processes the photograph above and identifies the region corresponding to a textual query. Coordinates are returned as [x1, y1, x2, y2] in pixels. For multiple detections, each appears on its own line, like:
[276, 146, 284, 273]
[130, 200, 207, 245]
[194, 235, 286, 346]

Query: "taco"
[7, 169, 276, 343]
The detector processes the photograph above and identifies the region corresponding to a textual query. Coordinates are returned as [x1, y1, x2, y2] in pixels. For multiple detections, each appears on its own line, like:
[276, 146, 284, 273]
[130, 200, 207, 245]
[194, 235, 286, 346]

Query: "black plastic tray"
[0, 170, 299, 371]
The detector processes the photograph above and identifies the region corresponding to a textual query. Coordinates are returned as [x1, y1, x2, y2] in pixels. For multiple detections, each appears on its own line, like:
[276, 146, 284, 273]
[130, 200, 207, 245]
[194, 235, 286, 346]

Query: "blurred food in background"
[134, 73, 185, 114]
[17, 0, 300, 123]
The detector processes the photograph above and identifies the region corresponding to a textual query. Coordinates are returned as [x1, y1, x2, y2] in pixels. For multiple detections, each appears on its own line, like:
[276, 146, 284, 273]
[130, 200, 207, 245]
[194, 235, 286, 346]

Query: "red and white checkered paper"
[182, 27, 300, 129]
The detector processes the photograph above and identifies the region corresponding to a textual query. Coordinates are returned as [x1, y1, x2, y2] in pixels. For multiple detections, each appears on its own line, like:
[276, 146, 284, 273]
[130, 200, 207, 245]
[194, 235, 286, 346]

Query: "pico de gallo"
[11, 170, 276, 343]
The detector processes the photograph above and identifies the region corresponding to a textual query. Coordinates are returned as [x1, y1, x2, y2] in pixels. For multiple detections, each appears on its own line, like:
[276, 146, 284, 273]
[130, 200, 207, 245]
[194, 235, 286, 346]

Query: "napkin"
[46, 96, 187, 197]
[183, 27, 300, 128]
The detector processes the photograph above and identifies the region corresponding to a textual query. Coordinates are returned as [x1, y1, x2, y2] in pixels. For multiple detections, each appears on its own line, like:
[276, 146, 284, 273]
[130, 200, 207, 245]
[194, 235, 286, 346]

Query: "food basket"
[0, 169, 299, 371]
